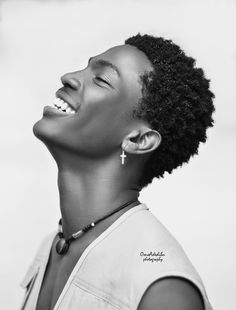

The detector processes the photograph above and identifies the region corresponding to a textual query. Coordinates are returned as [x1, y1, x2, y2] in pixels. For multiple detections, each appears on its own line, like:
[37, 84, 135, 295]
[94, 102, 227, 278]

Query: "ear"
[122, 127, 162, 155]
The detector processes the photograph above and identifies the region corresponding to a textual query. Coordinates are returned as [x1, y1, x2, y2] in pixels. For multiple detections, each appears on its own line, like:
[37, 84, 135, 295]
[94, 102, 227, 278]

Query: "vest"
[19, 203, 213, 310]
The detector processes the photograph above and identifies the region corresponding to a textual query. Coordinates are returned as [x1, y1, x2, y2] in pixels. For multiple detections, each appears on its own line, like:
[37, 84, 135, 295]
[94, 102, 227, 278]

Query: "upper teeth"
[52, 97, 76, 114]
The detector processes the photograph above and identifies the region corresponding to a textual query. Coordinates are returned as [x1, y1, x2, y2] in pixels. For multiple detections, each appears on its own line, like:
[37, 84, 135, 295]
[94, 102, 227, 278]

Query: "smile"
[51, 97, 76, 114]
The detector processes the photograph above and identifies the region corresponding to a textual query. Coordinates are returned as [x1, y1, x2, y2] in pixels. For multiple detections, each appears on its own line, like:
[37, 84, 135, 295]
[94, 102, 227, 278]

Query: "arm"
[137, 277, 205, 310]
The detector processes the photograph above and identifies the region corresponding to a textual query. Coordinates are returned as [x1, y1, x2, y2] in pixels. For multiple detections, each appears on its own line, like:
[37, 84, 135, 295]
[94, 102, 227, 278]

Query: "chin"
[32, 118, 78, 155]
[33, 118, 46, 140]
[32, 118, 58, 145]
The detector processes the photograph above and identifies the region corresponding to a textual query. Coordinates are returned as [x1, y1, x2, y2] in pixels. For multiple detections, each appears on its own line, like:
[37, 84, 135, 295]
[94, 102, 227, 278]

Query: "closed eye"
[94, 76, 111, 86]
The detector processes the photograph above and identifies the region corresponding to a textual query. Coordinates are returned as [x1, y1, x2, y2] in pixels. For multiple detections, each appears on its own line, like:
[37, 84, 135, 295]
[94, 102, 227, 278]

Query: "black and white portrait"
[0, 1, 235, 309]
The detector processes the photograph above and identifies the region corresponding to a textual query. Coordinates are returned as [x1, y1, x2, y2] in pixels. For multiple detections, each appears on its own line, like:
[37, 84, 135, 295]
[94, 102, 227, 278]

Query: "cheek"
[63, 95, 128, 154]
[82, 86, 126, 126]
[75, 97, 125, 142]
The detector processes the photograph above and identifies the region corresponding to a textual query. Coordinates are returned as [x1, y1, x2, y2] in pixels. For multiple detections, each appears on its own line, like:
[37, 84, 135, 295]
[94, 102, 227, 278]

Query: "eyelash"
[94, 76, 110, 86]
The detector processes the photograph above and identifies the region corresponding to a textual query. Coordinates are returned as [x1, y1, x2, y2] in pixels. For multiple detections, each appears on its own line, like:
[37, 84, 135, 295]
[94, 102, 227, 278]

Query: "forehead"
[94, 44, 153, 77]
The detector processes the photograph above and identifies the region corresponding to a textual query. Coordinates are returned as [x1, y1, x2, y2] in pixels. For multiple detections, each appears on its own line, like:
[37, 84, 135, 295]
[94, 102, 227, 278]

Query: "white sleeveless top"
[19, 203, 213, 310]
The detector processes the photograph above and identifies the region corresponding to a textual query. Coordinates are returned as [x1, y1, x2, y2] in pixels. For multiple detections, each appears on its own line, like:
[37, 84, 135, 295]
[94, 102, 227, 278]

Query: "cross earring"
[120, 148, 126, 165]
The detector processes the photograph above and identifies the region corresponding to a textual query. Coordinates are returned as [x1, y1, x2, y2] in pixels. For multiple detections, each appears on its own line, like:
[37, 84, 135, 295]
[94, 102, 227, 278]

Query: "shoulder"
[137, 277, 205, 310]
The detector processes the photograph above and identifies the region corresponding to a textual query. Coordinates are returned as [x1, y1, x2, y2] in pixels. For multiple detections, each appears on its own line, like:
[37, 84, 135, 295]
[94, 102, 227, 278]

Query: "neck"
[55, 150, 141, 239]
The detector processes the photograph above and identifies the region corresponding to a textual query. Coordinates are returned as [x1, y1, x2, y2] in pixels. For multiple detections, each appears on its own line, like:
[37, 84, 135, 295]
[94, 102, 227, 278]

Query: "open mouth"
[51, 97, 76, 114]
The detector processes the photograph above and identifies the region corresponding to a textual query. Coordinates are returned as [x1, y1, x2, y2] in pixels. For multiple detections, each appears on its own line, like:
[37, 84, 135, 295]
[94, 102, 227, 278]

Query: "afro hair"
[125, 33, 215, 189]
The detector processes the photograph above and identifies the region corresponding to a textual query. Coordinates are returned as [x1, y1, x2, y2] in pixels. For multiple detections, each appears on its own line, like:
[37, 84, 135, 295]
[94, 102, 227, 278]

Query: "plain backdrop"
[0, 0, 235, 309]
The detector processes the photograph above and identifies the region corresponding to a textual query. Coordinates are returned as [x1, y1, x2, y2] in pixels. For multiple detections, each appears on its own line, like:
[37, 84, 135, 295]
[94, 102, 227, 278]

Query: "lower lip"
[43, 105, 71, 117]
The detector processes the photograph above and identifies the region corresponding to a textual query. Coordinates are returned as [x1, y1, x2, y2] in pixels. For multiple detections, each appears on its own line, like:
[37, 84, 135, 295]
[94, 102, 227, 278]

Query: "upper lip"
[55, 88, 79, 112]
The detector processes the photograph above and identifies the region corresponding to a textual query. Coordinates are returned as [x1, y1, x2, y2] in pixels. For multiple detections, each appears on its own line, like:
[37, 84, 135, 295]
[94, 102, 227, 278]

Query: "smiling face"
[33, 44, 153, 159]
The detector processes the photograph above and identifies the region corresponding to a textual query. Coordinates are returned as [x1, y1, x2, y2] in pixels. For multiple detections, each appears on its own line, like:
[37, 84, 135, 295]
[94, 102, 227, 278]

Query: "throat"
[56, 164, 140, 239]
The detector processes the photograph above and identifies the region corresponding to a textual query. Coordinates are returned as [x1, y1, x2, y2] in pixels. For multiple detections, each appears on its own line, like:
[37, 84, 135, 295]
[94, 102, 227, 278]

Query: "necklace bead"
[56, 238, 70, 255]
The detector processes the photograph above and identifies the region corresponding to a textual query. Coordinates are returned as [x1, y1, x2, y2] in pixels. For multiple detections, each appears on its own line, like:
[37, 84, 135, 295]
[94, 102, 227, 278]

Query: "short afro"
[125, 33, 215, 189]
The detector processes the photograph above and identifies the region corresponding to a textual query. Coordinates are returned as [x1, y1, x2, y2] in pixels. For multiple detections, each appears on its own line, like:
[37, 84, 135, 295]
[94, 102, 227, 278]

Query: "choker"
[56, 199, 139, 255]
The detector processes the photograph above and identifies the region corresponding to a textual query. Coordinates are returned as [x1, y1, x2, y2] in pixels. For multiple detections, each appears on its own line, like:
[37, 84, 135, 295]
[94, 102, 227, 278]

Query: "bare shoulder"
[137, 277, 205, 310]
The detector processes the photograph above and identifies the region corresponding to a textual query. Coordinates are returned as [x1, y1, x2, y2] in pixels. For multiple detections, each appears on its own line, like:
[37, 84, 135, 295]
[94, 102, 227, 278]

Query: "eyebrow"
[88, 57, 121, 78]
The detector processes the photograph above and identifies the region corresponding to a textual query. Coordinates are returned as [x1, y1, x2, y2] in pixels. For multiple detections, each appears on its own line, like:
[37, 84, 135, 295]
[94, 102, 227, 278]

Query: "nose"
[60, 72, 81, 90]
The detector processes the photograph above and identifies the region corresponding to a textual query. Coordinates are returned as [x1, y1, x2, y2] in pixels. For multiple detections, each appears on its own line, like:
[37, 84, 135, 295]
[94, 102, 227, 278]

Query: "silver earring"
[120, 147, 126, 165]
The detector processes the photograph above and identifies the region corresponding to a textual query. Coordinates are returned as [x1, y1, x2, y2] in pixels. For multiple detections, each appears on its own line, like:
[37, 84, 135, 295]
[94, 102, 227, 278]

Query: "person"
[19, 33, 215, 310]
